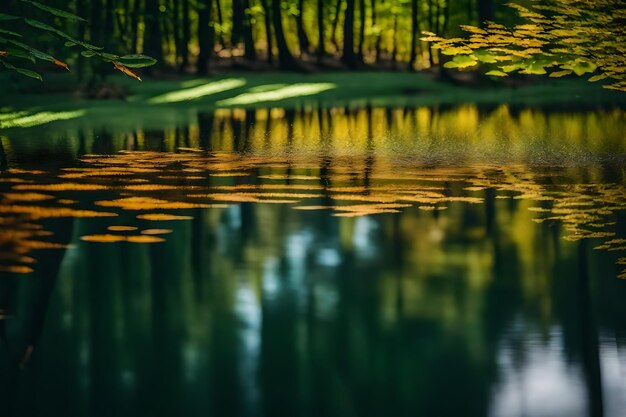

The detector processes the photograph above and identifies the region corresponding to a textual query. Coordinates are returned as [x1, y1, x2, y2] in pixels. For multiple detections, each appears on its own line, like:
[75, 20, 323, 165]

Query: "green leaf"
[486, 70, 508, 77]
[474, 50, 499, 64]
[99, 53, 120, 62]
[450, 54, 478, 69]
[64, 41, 77, 47]
[0, 13, 20, 21]
[16, 68, 42, 81]
[24, 18, 57, 33]
[4, 47, 36, 63]
[20, 0, 86, 21]
[24, 19, 103, 51]
[520, 61, 547, 75]
[571, 60, 597, 76]
[0, 59, 42, 80]
[53, 30, 104, 51]
[116, 54, 157, 68]
[0, 59, 16, 70]
[502, 64, 522, 73]
[441, 47, 464, 56]
[8, 40, 56, 63]
[81, 50, 96, 58]
[0, 29, 22, 37]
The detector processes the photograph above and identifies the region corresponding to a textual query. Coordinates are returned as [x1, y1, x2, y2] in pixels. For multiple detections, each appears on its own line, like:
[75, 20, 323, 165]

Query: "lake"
[1, 103, 625, 417]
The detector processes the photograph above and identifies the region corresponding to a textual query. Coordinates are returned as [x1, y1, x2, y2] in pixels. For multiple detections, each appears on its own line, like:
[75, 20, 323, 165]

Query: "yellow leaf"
[588, 73, 608, 82]
[550, 70, 572, 77]
[486, 70, 508, 77]
[460, 25, 488, 35]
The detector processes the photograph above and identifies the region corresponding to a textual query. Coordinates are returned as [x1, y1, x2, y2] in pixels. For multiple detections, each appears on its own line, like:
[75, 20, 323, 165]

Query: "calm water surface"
[1, 104, 626, 417]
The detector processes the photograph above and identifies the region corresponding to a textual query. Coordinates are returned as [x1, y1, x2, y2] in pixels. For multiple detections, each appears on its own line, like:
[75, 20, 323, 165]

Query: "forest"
[0, 0, 511, 77]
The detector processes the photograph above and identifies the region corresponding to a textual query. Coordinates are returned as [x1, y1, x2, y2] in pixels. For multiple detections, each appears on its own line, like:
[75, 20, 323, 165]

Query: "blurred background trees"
[0, 0, 506, 77]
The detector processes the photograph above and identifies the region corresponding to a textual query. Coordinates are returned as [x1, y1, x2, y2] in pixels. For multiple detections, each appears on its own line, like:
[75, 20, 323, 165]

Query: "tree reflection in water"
[0, 104, 625, 417]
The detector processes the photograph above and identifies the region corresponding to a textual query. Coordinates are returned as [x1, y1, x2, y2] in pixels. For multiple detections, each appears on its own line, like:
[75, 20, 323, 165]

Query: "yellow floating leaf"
[81, 234, 127, 243]
[0, 265, 33, 274]
[141, 229, 173, 235]
[1, 192, 55, 201]
[13, 183, 109, 191]
[126, 235, 165, 243]
[588, 73, 608, 82]
[107, 226, 139, 232]
[136, 214, 194, 221]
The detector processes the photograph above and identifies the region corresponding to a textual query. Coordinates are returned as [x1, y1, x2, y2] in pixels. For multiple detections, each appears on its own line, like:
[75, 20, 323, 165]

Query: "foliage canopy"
[423, 0, 626, 91]
[0, 0, 156, 81]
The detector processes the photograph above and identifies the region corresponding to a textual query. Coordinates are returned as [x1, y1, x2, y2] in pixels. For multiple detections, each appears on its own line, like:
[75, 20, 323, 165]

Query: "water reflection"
[2, 104, 625, 163]
[0, 151, 624, 276]
[0, 104, 625, 417]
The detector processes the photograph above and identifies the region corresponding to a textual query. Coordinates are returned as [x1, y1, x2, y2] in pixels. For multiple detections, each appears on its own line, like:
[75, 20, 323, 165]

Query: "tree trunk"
[391, 10, 399, 66]
[271, 0, 302, 70]
[259, 0, 274, 64]
[243, 0, 257, 60]
[331, 0, 342, 52]
[317, 0, 325, 60]
[371, 0, 381, 63]
[409, 0, 419, 70]
[434, 0, 441, 35]
[477, 0, 494, 26]
[158, 1, 171, 58]
[144, 0, 163, 71]
[130, 0, 143, 53]
[442, 0, 450, 33]
[173, 0, 181, 66]
[296, 0, 310, 56]
[342, 0, 358, 68]
[427, 0, 434, 66]
[180, 0, 191, 70]
[215, 0, 227, 48]
[197, 0, 215, 74]
[232, 0, 245, 45]
[357, 0, 366, 61]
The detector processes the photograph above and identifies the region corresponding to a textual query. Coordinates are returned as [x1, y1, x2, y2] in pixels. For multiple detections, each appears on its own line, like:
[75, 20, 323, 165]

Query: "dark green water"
[1, 104, 626, 417]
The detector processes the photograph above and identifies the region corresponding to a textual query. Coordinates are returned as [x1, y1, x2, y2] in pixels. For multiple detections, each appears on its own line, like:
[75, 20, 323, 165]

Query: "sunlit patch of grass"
[148, 78, 246, 104]
[217, 83, 337, 106]
[0, 110, 86, 129]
